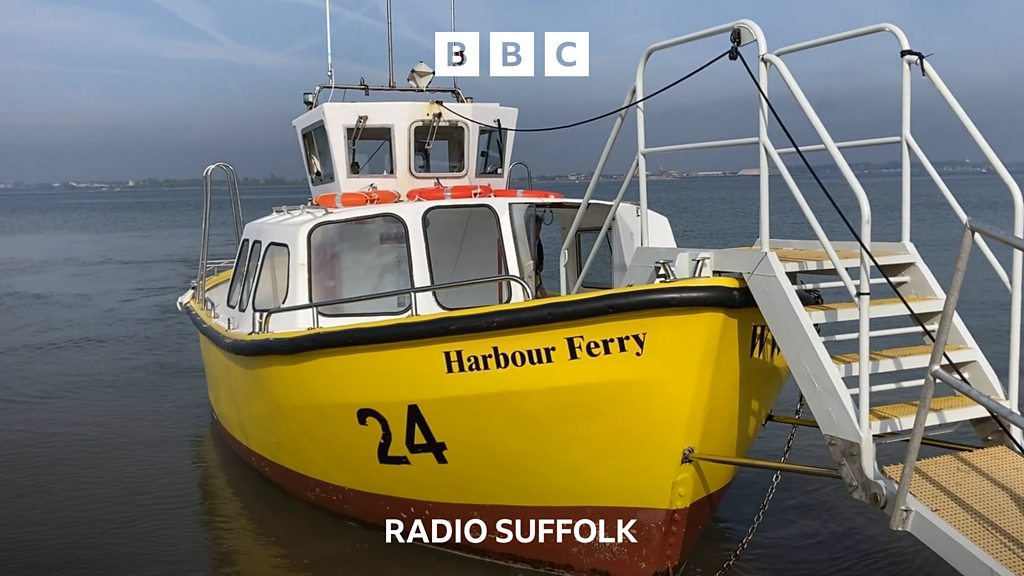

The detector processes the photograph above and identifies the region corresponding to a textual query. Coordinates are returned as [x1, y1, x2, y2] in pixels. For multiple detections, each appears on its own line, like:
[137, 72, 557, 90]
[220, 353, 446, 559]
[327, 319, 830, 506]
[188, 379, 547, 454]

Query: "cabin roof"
[246, 196, 610, 235]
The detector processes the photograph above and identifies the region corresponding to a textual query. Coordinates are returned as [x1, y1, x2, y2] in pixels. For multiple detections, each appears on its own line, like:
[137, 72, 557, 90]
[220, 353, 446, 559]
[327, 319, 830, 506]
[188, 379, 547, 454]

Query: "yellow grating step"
[869, 394, 975, 421]
[832, 344, 967, 366]
[884, 446, 1024, 574]
[769, 247, 903, 262]
[805, 295, 931, 312]
[773, 248, 865, 262]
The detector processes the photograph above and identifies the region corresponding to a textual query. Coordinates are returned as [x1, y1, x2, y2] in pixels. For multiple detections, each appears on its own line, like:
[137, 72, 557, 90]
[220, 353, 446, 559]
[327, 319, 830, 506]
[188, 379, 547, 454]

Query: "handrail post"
[196, 162, 244, 308]
[900, 52, 912, 243]
[757, 40, 770, 251]
[635, 57, 650, 247]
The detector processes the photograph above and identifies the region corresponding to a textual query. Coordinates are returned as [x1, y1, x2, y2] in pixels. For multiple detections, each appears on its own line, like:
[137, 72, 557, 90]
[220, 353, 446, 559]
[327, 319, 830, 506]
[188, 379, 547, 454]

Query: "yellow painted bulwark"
[193, 277, 788, 514]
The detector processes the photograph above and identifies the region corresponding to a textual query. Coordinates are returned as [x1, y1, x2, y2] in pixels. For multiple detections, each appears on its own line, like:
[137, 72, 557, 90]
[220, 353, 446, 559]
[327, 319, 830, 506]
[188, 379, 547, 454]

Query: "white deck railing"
[562, 20, 1024, 460]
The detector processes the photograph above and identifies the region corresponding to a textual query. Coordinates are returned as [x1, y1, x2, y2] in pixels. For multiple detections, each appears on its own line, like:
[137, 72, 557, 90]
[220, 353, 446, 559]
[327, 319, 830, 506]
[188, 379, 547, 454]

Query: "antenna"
[386, 0, 395, 87]
[451, 0, 458, 90]
[325, 0, 334, 83]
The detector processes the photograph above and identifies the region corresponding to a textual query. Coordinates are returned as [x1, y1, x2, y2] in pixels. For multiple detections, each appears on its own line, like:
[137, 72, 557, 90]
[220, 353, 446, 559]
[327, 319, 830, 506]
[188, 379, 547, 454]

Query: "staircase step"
[831, 344, 975, 378]
[869, 394, 1004, 433]
[806, 296, 943, 323]
[883, 446, 1024, 574]
[795, 275, 910, 290]
[848, 378, 929, 394]
[774, 247, 915, 273]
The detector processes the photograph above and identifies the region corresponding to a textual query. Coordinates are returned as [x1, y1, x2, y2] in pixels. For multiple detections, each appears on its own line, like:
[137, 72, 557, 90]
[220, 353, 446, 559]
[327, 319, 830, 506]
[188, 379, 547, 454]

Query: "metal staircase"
[563, 20, 1024, 575]
[715, 238, 1022, 574]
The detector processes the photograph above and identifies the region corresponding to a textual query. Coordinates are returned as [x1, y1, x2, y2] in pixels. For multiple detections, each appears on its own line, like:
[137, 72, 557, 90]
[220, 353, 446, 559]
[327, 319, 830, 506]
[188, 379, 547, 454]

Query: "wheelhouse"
[195, 94, 680, 334]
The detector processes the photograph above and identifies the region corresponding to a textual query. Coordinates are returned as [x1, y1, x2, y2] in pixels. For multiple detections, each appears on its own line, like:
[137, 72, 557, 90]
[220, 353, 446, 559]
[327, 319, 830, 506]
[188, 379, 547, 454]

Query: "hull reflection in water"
[198, 425, 528, 575]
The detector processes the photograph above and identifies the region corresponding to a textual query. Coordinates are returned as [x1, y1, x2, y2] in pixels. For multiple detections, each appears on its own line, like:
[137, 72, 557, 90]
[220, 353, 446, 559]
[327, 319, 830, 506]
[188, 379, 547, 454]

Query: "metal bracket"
[824, 435, 886, 507]
[424, 112, 442, 151]
[350, 115, 368, 152]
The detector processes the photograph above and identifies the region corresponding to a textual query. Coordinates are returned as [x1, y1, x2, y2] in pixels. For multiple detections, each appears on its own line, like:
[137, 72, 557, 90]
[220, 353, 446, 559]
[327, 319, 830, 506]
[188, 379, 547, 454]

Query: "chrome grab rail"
[312, 83, 467, 106]
[195, 163, 243, 308]
[508, 161, 533, 190]
[256, 274, 534, 334]
[891, 218, 1024, 530]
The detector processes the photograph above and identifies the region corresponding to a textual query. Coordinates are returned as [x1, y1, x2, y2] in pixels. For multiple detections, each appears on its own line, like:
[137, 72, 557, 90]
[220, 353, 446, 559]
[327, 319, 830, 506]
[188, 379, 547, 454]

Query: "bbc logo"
[435, 32, 589, 77]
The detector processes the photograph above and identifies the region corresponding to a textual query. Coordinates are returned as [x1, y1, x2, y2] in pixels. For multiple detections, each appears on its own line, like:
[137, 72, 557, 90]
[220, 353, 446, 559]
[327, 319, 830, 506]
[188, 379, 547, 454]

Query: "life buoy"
[488, 189, 564, 199]
[313, 190, 401, 208]
[406, 184, 493, 201]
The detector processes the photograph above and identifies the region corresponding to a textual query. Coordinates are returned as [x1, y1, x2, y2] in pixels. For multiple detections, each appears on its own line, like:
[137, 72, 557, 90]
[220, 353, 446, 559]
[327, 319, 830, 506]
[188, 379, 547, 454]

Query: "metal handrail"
[561, 20, 767, 296]
[312, 83, 467, 106]
[257, 274, 533, 333]
[772, 21, 1024, 455]
[564, 22, 1023, 471]
[508, 161, 534, 190]
[891, 218, 1024, 530]
[195, 162, 243, 307]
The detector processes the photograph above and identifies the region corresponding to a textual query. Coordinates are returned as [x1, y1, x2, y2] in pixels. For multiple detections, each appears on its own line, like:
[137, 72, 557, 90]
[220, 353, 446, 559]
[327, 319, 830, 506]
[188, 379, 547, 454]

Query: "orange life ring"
[313, 190, 401, 208]
[406, 184, 493, 201]
[488, 189, 564, 199]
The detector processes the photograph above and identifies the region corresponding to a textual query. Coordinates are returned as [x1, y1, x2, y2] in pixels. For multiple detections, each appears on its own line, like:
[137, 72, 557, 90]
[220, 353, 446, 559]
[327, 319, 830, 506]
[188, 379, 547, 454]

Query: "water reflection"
[196, 423, 539, 576]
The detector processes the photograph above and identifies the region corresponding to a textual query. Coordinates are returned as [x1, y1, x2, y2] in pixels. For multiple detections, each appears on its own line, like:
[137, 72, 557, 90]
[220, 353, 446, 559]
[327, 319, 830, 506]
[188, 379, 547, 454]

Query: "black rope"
[435, 49, 733, 133]
[734, 49, 1024, 453]
[900, 49, 933, 77]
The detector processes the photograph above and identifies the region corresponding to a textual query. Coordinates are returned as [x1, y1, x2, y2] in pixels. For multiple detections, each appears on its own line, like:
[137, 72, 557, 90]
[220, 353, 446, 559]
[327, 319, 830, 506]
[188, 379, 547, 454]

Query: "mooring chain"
[712, 394, 805, 576]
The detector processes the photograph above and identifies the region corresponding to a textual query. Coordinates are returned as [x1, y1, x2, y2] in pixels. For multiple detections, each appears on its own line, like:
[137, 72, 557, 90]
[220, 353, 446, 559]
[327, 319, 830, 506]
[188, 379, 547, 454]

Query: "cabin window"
[302, 123, 335, 185]
[576, 229, 614, 289]
[238, 241, 262, 312]
[424, 206, 510, 309]
[226, 239, 250, 309]
[346, 126, 394, 176]
[310, 216, 411, 315]
[476, 127, 507, 177]
[253, 243, 290, 311]
[412, 121, 467, 176]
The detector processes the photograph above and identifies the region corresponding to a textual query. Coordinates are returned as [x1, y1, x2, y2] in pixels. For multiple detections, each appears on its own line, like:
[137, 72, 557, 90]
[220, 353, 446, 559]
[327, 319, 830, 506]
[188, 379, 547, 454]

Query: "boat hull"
[188, 279, 792, 576]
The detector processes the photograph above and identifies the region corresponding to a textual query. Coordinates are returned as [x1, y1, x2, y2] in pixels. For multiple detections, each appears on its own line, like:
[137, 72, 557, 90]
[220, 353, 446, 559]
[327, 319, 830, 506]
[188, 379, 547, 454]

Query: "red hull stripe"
[215, 418, 726, 576]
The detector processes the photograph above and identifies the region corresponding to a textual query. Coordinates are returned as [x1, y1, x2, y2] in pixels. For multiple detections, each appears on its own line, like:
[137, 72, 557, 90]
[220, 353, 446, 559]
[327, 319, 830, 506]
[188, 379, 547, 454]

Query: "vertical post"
[386, 0, 395, 87]
[858, 232, 874, 473]
[325, 0, 334, 83]
[900, 56, 911, 242]
[635, 60, 650, 246]
[450, 0, 457, 90]
[757, 47, 770, 250]
[1012, 250, 1022, 445]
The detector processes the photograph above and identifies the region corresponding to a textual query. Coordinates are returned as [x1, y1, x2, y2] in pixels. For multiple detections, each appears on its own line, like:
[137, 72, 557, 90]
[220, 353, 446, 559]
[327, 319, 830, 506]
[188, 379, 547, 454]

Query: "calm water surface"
[1, 174, 1019, 575]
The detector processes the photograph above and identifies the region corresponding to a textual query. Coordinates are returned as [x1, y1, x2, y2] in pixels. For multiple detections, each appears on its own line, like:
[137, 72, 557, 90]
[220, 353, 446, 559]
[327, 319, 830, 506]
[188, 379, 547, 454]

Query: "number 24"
[356, 404, 448, 465]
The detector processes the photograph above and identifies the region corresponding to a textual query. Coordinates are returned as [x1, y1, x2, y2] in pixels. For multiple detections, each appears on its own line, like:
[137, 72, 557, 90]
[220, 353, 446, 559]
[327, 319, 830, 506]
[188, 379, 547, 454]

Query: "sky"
[2, 0, 1024, 182]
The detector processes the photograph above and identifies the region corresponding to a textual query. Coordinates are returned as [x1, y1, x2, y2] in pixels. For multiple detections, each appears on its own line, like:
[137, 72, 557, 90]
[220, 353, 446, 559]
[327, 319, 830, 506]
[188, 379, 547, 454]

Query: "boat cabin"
[201, 94, 678, 334]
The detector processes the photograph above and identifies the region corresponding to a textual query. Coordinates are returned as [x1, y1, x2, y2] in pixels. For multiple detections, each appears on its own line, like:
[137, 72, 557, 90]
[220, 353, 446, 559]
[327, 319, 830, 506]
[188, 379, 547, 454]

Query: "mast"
[451, 0, 458, 90]
[386, 0, 395, 87]
[325, 0, 334, 83]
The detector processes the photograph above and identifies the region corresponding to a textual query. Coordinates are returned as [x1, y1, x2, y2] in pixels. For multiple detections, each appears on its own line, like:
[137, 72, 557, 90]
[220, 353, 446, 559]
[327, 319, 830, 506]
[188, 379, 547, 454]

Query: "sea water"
[1, 173, 1018, 575]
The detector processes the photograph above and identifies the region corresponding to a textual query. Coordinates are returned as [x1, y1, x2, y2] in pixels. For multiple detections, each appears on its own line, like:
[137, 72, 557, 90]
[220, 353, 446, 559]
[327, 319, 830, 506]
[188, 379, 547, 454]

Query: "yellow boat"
[178, 19, 813, 576]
